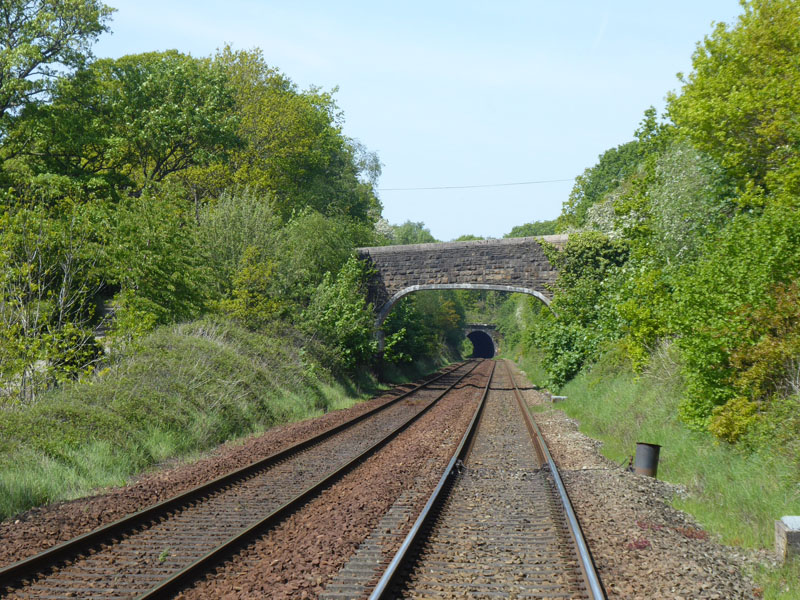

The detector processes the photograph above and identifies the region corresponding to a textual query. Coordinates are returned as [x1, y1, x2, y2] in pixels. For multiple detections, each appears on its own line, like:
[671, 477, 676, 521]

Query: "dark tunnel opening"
[467, 330, 495, 359]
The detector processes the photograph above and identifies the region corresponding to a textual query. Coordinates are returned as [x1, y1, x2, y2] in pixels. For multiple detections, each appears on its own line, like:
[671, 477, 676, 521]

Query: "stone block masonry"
[357, 235, 566, 324]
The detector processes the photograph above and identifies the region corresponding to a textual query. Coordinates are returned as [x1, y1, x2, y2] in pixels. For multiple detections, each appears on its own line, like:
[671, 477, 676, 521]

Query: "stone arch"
[372, 284, 552, 352]
[357, 236, 566, 351]
[464, 323, 502, 358]
[374, 283, 551, 328]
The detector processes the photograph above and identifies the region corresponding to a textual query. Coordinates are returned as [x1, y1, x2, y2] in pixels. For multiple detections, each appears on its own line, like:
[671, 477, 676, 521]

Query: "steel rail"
[368, 361, 495, 600]
[137, 359, 482, 599]
[504, 359, 606, 600]
[0, 360, 472, 593]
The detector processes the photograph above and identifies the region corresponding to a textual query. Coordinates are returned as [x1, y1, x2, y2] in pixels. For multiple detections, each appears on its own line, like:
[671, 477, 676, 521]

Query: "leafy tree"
[548, 232, 629, 327]
[222, 246, 282, 330]
[12, 51, 240, 190]
[389, 220, 437, 245]
[271, 210, 376, 309]
[557, 141, 641, 231]
[453, 234, 484, 241]
[523, 232, 629, 387]
[0, 201, 105, 402]
[612, 140, 735, 366]
[196, 190, 281, 298]
[381, 290, 466, 364]
[205, 47, 380, 222]
[0, 0, 113, 128]
[646, 140, 734, 264]
[107, 192, 212, 334]
[504, 220, 557, 237]
[670, 204, 800, 429]
[667, 0, 800, 200]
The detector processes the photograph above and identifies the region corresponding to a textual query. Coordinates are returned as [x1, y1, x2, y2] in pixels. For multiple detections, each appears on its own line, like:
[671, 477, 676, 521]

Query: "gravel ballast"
[519, 367, 760, 600]
[0, 375, 429, 568]
[1, 360, 763, 598]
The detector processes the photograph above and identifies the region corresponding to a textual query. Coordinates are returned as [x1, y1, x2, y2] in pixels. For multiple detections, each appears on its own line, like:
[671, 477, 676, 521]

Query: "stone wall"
[357, 235, 564, 323]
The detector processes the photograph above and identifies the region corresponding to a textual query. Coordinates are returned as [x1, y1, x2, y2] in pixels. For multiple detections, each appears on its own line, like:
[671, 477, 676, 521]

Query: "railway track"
[355, 359, 605, 600]
[0, 360, 481, 599]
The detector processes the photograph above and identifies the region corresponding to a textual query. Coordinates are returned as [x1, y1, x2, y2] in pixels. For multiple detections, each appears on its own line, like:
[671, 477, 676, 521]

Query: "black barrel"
[634, 442, 661, 478]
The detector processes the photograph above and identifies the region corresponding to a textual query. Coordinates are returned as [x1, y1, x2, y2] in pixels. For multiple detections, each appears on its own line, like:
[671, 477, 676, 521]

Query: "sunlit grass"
[514, 348, 800, 599]
[0, 316, 446, 521]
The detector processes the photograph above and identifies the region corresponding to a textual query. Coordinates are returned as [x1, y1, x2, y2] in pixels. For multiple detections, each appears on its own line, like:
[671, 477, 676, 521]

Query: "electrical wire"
[378, 178, 574, 191]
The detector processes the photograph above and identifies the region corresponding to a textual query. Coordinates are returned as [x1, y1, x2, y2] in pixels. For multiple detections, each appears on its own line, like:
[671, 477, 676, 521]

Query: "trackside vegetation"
[0, 1, 469, 518]
[0, 318, 362, 518]
[2, 3, 799, 597]
[514, 347, 800, 599]
[494, 2, 800, 597]
[501, 0, 800, 459]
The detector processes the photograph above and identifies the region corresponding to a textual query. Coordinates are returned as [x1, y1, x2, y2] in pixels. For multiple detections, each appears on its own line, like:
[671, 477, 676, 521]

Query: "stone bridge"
[357, 235, 567, 327]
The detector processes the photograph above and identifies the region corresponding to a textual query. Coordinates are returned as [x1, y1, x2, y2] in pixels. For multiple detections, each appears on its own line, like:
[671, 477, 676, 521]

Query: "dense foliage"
[508, 0, 800, 457]
[0, 3, 465, 405]
[504, 219, 557, 238]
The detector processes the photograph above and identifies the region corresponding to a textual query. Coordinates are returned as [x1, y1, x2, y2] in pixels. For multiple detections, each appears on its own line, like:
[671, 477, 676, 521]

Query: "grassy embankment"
[510, 347, 800, 600]
[0, 316, 453, 521]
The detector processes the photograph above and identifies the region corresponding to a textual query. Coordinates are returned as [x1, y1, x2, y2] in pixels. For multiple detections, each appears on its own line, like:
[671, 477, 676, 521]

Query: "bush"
[0, 316, 363, 519]
[302, 256, 377, 372]
[671, 204, 800, 429]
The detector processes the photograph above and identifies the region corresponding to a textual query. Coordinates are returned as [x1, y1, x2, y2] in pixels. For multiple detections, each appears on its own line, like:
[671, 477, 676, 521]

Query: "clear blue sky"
[94, 1, 743, 241]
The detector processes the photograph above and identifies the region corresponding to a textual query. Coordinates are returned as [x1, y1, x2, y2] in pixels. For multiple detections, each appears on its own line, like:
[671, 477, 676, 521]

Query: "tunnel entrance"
[467, 330, 495, 358]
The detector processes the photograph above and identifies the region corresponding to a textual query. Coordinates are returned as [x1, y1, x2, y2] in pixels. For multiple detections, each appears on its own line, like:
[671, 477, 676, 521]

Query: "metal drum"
[634, 442, 661, 478]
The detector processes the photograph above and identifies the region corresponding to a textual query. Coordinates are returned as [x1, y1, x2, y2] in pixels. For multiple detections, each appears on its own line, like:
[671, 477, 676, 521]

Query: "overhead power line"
[378, 178, 574, 191]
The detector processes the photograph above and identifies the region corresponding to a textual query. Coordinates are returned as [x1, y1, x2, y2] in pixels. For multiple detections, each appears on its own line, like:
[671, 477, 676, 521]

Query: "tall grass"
[0, 316, 396, 520]
[514, 345, 800, 599]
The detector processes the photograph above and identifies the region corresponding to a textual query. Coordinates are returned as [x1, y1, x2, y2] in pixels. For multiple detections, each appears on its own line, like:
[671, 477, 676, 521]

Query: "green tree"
[271, 210, 376, 309]
[525, 232, 629, 387]
[0, 0, 113, 129]
[302, 256, 377, 372]
[670, 204, 800, 429]
[389, 221, 437, 245]
[222, 246, 282, 330]
[205, 47, 380, 222]
[0, 201, 105, 402]
[667, 0, 800, 200]
[196, 190, 281, 298]
[504, 220, 557, 237]
[646, 140, 734, 264]
[557, 141, 641, 231]
[381, 290, 466, 364]
[12, 50, 240, 191]
[107, 192, 212, 334]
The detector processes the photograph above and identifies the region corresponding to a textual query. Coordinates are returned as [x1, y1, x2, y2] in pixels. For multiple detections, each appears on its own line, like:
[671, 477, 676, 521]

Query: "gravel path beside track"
[517, 364, 760, 599]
